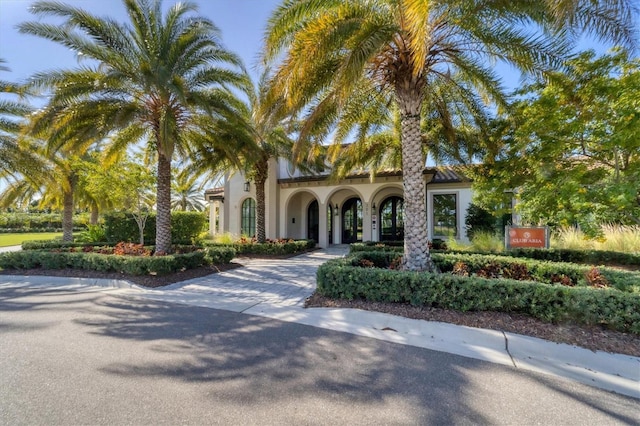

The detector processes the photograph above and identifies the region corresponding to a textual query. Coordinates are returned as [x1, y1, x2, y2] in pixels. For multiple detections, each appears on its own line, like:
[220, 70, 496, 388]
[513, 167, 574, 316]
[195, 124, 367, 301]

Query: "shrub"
[103, 211, 207, 244]
[465, 203, 497, 240]
[75, 224, 107, 243]
[205, 239, 315, 256]
[0, 212, 89, 231]
[469, 231, 504, 253]
[316, 257, 640, 334]
[430, 252, 640, 293]
[0, 246, 235, 276]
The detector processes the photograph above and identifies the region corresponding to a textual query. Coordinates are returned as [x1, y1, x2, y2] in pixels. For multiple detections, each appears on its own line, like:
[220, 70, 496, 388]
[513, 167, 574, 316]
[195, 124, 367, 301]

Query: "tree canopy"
[472, 49, 640, 234]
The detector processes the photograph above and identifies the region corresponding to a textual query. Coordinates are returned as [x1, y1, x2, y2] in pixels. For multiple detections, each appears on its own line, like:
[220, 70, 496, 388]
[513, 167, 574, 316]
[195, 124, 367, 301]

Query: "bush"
[504, 247, 640, 267]
[430, 252, 640, 293]
[465, 203, 497, 240]
[22, 240, 109, 250]
[0, 246, 236, 276]
[205, 239, 315, 256]
[103, 211, 207, 244]
[0, 212, 90, 231]
[316, 256, 640, 334]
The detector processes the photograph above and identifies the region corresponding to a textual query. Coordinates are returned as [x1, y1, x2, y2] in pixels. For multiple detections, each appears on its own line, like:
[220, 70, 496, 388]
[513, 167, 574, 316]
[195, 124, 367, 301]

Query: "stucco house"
[205, 158, 473, 248]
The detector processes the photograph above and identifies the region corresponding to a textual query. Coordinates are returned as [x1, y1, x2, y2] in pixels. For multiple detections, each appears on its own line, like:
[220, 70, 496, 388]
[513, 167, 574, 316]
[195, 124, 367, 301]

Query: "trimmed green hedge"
[0, 246, 235, 276]
[103, 211, 206, 244]
[22, 240, 111, 250]
[350, 243, 640, 267]
[205, 239, 315, 256]
[317, 257, 640, 334]
[348, 251, 640, 293]
[0, 212, 89, 231]
[504, 247, 640, 267]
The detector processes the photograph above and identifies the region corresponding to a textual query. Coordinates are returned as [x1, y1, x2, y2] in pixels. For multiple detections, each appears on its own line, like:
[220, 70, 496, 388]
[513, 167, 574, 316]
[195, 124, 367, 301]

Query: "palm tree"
[263, 0, 637, 271]
[19, 0, 248, 253]
[0, 59, 39, 177]
[0, 137, 87, 241]
[244, 70, 295, 243]
[171, 167, 205, 211]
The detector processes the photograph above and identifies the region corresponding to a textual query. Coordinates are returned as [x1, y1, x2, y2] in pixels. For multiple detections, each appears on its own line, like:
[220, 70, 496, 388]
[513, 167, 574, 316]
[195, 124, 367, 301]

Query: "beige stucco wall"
[212, 166, 473, 246]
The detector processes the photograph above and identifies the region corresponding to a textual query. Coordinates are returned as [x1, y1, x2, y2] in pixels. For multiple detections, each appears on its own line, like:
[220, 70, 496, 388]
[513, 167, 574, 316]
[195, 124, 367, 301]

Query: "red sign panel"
[506, 227, 548, 249]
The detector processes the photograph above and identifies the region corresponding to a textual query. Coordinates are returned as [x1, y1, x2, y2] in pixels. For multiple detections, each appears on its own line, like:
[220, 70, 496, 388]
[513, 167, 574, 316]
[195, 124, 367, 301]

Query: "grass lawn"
[0, 233, 62, 248]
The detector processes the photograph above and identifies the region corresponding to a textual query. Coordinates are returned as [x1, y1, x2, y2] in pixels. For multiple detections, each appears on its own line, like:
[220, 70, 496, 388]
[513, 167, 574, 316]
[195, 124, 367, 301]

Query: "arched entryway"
[307, 200, 319, 243]
[379, 196, 404, 241]
[341, 197, 362, 243]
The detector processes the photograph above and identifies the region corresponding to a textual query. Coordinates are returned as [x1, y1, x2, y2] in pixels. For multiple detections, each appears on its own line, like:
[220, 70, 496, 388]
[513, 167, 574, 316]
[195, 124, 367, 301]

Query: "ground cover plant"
[0, 242, 236, 277]
[316, 247, 640, 334]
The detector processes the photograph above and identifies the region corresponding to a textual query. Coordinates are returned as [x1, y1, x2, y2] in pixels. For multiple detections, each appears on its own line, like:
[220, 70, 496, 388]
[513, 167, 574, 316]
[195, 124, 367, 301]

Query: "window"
[241, 198, 256, 237]
[432, 194, 457, 238]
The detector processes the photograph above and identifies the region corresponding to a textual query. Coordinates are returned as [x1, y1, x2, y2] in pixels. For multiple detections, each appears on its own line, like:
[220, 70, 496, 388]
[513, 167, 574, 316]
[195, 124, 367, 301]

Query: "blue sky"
[0, 0, 281, 83]
[1, 0, 623, 92]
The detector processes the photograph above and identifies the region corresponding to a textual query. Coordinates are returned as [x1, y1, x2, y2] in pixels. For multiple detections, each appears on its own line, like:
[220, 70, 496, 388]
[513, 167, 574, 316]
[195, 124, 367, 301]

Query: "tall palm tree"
[19, 0, 249, 253]
[244, 70, 295, 243]
[0, 59, 39, 177]
[263, 0, 637, 271]
[0, 138, 86, 241]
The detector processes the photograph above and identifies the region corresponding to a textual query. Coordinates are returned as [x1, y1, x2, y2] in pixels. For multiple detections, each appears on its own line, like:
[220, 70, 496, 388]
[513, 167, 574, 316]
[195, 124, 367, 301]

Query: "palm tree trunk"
[90, 202, 99, 225]
[155, 153, 172, 254]
[397, 86, 436, 272]
[62, 174, 76, 242]
[254, 154, 269, 243]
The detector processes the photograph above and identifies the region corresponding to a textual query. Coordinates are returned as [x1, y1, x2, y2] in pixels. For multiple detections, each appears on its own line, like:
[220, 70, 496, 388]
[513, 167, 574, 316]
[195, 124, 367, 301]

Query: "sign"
[505, 226, 549, 249]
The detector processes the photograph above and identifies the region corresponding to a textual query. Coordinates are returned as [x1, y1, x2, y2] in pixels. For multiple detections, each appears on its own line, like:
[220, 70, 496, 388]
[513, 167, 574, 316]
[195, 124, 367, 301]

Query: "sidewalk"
[1, 246, 638, 399]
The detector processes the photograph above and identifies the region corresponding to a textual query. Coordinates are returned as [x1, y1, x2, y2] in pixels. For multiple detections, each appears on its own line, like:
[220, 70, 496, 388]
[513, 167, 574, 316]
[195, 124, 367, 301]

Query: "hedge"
[0, 212, 90, 231]
[103, 211, 207, 244]
[205, 239, 315, 256]
[348, 250, 640, 293]
[350, 243, 640, 267]
[22, 240, 111, 250]
[0, 246, 236, 276]
[316, 257, 640, 334]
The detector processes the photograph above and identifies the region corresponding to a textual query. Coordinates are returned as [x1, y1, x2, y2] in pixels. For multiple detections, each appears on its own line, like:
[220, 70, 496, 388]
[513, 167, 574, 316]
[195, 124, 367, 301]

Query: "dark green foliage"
[317, 256, 640, 334]
[103, 211, 156, 244]
[354, 242, 640, 267]
[22, 240, 110, 250]
[434, 252, 638, 292]
[205, 239, 315, 256]
[103, 211, 207, 244]
[0, 246, 236, 276]
[204, 246, 236, 264]
[0, 212, 89, 232]
[465, 203, 497, 240]
[350, 243, 404, 253]
[505, 248, 640, 267]
[169, 212, 207, 244]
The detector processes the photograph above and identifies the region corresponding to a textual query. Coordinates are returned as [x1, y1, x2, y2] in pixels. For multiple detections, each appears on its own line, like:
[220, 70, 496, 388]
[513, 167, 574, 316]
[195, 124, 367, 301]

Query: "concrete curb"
[2, 274, 638, 399]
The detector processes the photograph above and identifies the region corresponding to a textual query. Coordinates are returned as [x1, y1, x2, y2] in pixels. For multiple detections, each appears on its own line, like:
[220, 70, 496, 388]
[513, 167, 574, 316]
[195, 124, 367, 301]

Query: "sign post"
[505, 226, 549, 249]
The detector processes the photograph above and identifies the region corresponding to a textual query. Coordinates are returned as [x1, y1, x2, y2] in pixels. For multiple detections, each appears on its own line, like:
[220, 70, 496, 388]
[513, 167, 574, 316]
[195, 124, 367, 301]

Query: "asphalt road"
[0, 285, 638, 425]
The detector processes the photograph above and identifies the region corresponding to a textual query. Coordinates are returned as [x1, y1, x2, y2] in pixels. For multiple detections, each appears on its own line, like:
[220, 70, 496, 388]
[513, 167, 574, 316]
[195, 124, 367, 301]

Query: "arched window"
[241, 198, 256, 237]
[379, 196, 404, 241]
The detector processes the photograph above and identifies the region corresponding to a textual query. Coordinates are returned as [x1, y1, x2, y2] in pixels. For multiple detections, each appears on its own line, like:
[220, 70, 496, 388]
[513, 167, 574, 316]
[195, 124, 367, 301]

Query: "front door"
[341, 198, 362, 244]
[307, 200, 319, 243]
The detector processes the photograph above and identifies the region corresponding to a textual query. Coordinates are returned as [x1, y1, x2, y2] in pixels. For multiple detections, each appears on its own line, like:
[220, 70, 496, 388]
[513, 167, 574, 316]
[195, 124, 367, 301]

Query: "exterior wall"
[213, 162, 474, 246]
